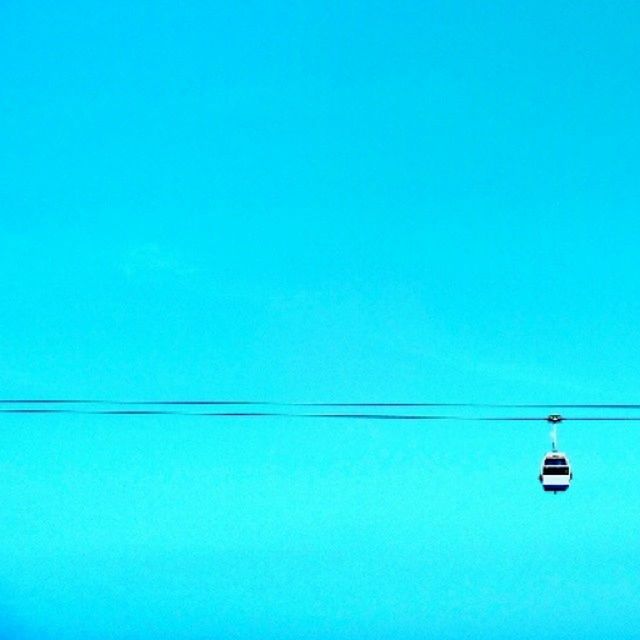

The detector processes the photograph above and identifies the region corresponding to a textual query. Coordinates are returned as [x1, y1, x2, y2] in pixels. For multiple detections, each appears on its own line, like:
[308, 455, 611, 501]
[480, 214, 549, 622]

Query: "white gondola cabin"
[539, 452, 572, 493]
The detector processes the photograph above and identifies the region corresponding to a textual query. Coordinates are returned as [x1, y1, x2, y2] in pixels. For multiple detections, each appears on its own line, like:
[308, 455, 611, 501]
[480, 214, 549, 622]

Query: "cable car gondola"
[539, 452, 572, 493]
[539, 414, 573, 493]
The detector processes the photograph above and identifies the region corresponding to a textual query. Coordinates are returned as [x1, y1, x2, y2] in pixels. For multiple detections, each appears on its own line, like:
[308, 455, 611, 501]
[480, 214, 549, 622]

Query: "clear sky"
[1, 1, 640, 638]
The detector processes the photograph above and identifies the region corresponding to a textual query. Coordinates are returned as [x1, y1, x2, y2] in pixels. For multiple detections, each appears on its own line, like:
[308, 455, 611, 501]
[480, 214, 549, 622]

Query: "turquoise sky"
[1, 1, 640, 638]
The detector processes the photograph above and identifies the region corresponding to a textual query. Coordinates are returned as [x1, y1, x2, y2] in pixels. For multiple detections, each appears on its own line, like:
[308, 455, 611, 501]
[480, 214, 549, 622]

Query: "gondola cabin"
[539, 452, 572, 493]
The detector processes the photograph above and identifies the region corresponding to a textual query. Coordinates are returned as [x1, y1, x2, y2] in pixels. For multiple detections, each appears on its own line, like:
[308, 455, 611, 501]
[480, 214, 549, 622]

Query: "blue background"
[1, 1, 640, 637]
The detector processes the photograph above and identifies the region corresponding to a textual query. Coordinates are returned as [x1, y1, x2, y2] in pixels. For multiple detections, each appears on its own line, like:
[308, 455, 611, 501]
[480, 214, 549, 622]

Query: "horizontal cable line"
[0, 409, 453, 419]
[0, 399, 262, 406]
[3, 408, 640, 421]
[3, 400, 640, 409]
